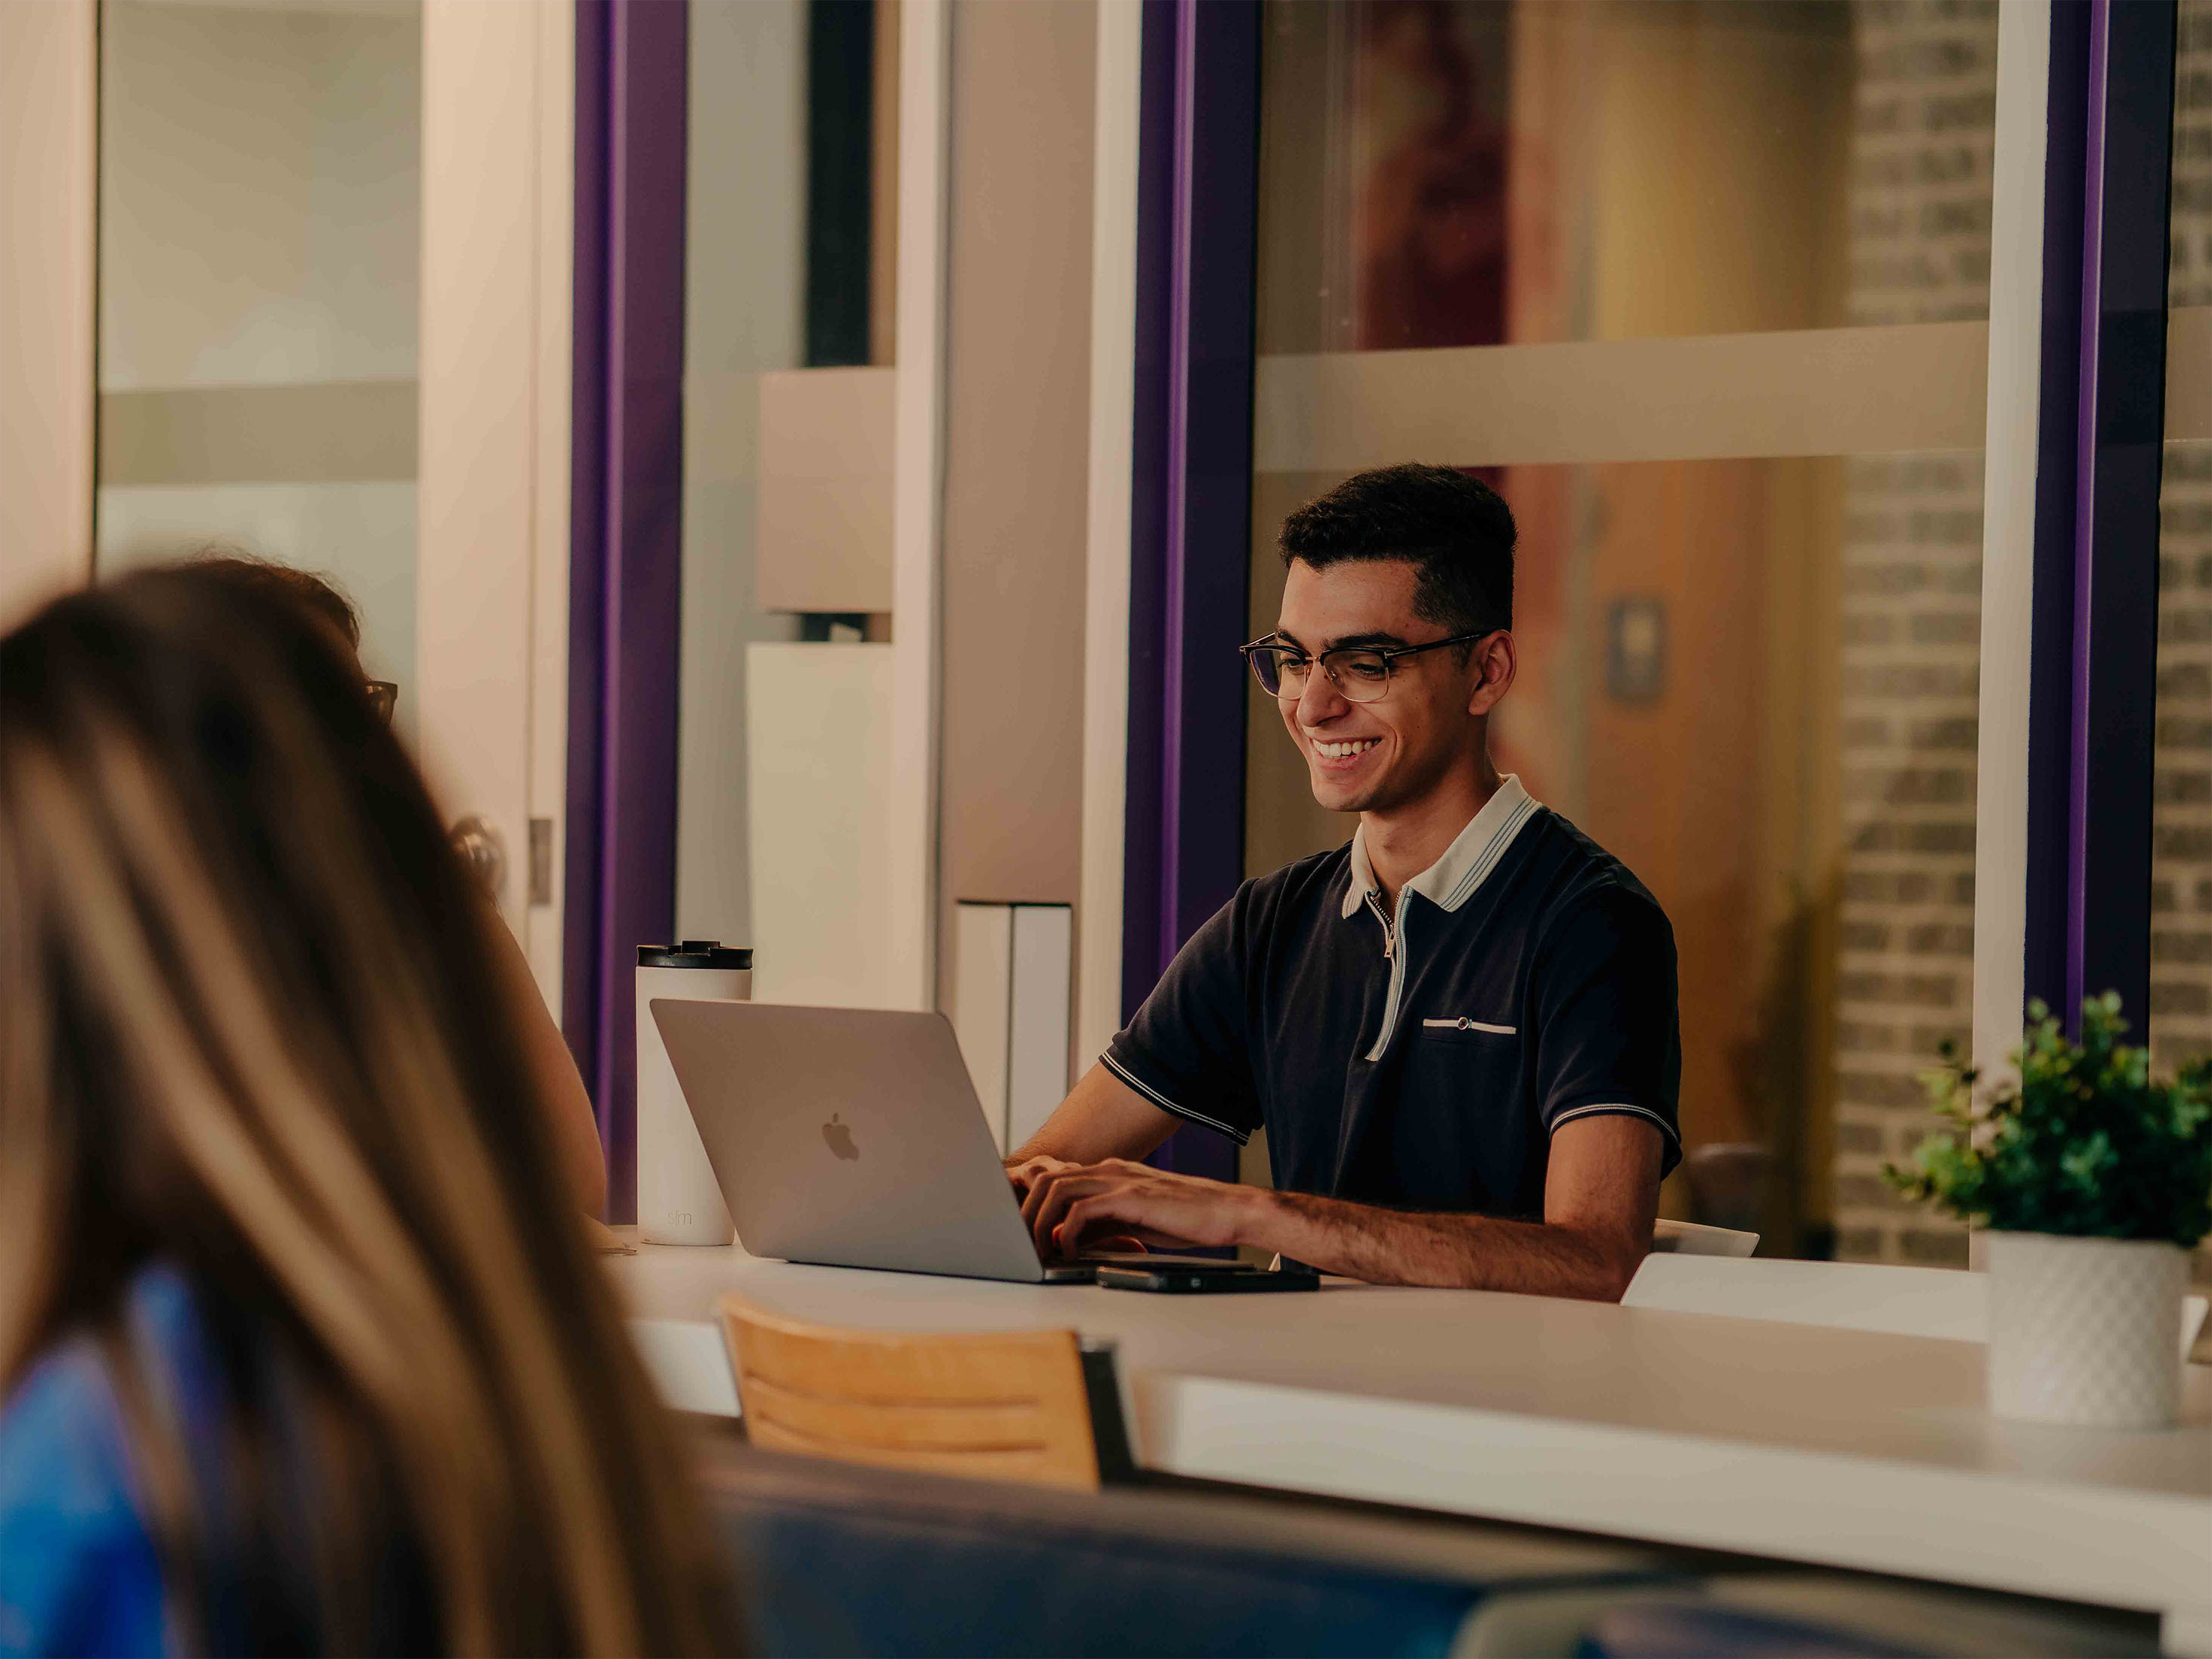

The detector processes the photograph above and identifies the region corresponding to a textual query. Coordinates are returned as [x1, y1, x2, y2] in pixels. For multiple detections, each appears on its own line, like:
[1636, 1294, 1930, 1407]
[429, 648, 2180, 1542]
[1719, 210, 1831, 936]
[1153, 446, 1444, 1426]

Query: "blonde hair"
[0, 569, 734, 1654]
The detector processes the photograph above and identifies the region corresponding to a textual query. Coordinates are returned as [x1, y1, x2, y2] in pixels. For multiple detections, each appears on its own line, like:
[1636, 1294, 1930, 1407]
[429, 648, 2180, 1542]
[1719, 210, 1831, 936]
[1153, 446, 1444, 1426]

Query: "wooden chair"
[716, 1294, 1132, 1492]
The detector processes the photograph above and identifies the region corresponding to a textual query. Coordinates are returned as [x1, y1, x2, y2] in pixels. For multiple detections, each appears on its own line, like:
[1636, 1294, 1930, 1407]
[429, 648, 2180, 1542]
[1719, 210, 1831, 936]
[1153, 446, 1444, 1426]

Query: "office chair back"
[717, 1294, 1114, 1490]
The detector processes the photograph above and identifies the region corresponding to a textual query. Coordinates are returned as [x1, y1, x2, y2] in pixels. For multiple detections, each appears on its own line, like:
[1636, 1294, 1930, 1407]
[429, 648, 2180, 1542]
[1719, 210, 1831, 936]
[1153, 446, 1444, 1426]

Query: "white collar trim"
[1340, 775, 1541, 920]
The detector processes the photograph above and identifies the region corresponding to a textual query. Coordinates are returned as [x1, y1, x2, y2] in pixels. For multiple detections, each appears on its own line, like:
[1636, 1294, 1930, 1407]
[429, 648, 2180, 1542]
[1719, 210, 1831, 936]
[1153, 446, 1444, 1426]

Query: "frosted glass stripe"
[1253, 320, 1991, 472]
[99, 379, 417, 486]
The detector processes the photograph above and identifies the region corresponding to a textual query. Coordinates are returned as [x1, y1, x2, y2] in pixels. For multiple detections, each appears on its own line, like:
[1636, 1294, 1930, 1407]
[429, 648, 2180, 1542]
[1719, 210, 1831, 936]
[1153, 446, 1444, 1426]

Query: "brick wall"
[2152, 3, 2212, 1286]
[1829, 0, 1997, 1264]
[1831, 1, 2212, 1272]
[2152, 4, 2212, 1080]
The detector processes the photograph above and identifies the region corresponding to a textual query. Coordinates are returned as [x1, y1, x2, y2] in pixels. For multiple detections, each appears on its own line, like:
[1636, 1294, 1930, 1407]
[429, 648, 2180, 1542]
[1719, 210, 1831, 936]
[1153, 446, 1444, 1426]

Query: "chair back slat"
[739, 1374, 1058, 1452]
[718, 1295, 1103, 1491]
[744, 1419, 1087, 1486]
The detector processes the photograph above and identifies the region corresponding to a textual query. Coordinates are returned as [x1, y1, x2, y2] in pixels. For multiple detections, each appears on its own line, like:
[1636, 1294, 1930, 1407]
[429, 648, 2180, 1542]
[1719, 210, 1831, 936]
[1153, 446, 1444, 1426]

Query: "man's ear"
[1467, 630, 1516, 717]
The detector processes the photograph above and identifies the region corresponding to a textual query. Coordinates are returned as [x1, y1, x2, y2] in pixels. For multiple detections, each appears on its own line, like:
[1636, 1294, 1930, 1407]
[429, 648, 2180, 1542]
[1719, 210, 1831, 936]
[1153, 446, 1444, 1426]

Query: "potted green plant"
[1887, 993, 2212, 1429]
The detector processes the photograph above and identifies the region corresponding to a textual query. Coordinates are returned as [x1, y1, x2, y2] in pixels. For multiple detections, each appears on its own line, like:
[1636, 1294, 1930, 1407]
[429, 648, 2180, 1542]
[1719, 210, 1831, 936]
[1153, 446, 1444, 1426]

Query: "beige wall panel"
[525, 0, 575, 998]
[888, 0, 950, 1011]
[0, 0, 96, 626]
[1973, 2, 2052, 1086]
[100, 382, 418, 487]
[756, 366, 895, 613]
[934, 0, 1096, 1004]
[1077, 0, 1144, 1067]
[416, 0, 542, 928]
[1253, 320, 1990, 474]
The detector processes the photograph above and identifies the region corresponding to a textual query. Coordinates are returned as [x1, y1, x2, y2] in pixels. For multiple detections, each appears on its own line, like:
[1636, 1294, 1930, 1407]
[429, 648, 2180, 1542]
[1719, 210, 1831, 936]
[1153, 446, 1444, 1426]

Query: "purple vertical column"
[2022, 1, 2091, 1023]
[1124, 0, 1260, 1180]
[2025, 0, 2176, 1035]
[564, 0, 688, 1222]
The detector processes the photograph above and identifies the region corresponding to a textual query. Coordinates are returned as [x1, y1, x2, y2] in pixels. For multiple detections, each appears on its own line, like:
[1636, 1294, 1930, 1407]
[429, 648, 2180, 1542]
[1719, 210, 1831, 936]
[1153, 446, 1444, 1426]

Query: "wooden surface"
[608, 1241, 2212, 1651]
[719, 1293, 1101, 1490]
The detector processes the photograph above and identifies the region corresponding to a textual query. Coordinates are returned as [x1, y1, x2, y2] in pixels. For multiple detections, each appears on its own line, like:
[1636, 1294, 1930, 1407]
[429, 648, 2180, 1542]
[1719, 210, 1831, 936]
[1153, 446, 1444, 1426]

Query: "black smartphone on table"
[1094, 1262, 1321, 1294]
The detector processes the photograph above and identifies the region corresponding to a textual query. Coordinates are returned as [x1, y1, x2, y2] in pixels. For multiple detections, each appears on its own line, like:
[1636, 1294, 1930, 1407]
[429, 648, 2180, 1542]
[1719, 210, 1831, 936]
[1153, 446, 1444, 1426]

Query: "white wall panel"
[1007, 903, 1074, 1151]
[952, 902, 1015, 1151]
[747, 642, 898, 1008]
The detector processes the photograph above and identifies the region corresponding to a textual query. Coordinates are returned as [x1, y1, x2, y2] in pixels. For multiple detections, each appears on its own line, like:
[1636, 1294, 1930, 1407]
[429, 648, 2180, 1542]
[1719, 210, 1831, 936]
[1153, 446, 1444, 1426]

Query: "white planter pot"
[1983, 1231, 2188, 1429]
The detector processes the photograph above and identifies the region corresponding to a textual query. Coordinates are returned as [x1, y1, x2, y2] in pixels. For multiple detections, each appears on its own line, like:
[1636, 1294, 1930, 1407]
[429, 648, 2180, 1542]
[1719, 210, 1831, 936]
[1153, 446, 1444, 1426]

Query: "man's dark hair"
[1278, 463, 1515, 637]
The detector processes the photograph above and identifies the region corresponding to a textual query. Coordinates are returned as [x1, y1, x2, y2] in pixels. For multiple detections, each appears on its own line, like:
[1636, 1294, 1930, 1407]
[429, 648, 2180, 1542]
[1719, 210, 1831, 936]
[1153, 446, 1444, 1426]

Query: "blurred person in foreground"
[0, 568, 733, 1654]
[181, 554, 608, 1218]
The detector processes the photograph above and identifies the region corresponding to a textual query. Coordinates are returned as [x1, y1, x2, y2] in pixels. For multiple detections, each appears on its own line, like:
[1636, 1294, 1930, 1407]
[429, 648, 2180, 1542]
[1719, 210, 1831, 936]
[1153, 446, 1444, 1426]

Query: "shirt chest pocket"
[1395, 1017, 1529, 1212]
[1418, 1016, 1517, 1037]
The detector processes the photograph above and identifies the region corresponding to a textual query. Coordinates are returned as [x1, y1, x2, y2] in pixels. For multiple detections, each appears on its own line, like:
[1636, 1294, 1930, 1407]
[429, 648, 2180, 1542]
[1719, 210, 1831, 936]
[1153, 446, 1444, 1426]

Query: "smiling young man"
[1008, 463, 1680, 1299]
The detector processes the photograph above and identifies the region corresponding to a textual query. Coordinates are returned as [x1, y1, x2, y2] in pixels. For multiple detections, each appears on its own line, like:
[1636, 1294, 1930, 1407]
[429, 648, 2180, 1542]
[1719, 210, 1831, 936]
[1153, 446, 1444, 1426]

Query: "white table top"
[607, 1243, 2212, 1649]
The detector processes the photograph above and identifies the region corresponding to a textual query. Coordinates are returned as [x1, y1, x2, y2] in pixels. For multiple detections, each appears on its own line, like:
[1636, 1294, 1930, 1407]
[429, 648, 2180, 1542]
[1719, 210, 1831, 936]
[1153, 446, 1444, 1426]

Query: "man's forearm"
[1006, 1062, 1181, 1168]
[1237, 1188, 1643, 1301]
[1021, 1119, 1660, 1296]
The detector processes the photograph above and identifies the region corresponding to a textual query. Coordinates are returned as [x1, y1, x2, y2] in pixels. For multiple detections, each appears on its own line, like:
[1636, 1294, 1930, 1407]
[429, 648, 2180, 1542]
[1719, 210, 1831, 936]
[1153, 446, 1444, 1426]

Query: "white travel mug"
[636, 941, 751, 1246]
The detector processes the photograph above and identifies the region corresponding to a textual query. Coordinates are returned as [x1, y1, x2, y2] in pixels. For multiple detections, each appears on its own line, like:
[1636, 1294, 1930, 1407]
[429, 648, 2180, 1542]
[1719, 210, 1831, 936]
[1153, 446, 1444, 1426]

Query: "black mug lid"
[637, 940, 752, 970]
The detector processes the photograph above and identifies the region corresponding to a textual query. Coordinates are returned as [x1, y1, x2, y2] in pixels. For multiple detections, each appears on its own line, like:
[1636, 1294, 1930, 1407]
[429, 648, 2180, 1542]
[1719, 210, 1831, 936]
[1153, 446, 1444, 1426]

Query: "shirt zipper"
[1362, 890, 1410, 1061]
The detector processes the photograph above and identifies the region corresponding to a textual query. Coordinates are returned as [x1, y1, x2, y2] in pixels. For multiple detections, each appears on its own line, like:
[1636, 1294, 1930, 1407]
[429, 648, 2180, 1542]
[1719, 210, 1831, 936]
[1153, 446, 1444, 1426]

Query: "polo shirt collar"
[1340, 775, 1541, 920]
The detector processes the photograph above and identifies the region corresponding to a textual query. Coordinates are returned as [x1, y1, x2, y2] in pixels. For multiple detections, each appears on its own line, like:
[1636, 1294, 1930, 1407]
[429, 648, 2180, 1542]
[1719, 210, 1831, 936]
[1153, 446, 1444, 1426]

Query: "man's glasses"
[366, 681, 398, 725]
[1240, 632, 1494, 704]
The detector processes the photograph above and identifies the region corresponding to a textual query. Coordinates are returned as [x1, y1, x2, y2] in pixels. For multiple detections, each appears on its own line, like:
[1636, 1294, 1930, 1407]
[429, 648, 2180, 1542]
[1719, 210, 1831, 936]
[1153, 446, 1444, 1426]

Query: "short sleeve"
[1531, 887, 1682, 1175]
[1101, 893, 1262, 1144]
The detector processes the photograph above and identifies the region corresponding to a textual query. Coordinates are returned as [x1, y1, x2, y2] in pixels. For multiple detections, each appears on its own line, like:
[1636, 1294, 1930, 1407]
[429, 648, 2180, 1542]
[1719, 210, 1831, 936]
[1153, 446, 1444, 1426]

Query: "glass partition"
[94, 0, 421, 711]
[677, 0, 897, 995]
[1247, 0, 2000, 1261]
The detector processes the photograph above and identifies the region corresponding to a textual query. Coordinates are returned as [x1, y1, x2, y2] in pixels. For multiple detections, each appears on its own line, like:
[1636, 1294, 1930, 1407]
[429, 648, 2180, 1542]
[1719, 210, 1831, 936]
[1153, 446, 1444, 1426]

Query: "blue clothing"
[0, 1268, 213, 1658]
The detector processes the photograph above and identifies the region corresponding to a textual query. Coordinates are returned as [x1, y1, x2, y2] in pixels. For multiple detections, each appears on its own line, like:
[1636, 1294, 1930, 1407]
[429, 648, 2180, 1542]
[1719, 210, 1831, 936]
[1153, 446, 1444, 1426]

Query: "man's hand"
[1008, 1156, 1157, 1256]
[1013, 1118, 1662, 1297]
[1005, 1154, 1079, 1199]
[1002, 1084, 1662, 1298]
[1021, 1159, 1258, 1261]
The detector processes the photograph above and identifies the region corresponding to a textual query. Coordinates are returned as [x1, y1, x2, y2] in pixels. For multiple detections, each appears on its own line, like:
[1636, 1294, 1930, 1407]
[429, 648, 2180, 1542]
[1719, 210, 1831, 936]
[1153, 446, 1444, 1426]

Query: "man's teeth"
[1315, 738, 1380, 759]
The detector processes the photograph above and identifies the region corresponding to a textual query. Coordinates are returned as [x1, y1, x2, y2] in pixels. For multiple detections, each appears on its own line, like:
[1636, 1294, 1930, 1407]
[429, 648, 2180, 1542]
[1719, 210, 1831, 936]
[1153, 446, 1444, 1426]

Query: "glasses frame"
[1239, 630, 1498, 704]
[365, 680, 399, 725]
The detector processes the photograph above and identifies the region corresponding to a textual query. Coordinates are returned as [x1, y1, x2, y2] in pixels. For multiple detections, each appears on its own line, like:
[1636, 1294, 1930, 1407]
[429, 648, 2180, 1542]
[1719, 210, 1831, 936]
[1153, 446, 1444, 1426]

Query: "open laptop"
[649, 998, 1098, 1283]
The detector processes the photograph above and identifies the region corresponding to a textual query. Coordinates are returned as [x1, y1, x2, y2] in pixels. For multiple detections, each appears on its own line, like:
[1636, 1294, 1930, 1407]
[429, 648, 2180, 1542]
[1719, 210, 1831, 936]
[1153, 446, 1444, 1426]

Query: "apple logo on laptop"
[822, 1113, 860, 1161]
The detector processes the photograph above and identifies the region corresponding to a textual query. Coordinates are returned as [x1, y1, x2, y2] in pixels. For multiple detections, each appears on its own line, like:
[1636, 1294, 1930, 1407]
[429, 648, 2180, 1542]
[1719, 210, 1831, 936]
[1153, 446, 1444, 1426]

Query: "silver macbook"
[649, 998, 1083, 1283]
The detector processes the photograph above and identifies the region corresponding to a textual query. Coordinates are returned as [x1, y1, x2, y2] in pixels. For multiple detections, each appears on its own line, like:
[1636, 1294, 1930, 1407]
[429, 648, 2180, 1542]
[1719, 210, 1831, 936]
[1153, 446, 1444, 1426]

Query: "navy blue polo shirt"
[1102, 777, 1681, 1218]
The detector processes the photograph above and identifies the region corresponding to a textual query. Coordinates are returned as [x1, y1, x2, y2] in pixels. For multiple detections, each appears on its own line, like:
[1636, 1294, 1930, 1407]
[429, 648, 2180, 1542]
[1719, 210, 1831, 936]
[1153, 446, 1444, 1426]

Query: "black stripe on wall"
[806, 0, 875, 369]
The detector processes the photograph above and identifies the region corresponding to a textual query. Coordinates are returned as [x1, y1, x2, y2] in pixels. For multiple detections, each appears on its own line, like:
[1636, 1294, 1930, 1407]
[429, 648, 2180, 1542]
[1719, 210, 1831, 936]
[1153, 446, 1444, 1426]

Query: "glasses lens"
[1247, 647, 1310, 698]
[366, 681, 398, 724]
[1331, 649, 1392, 703]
